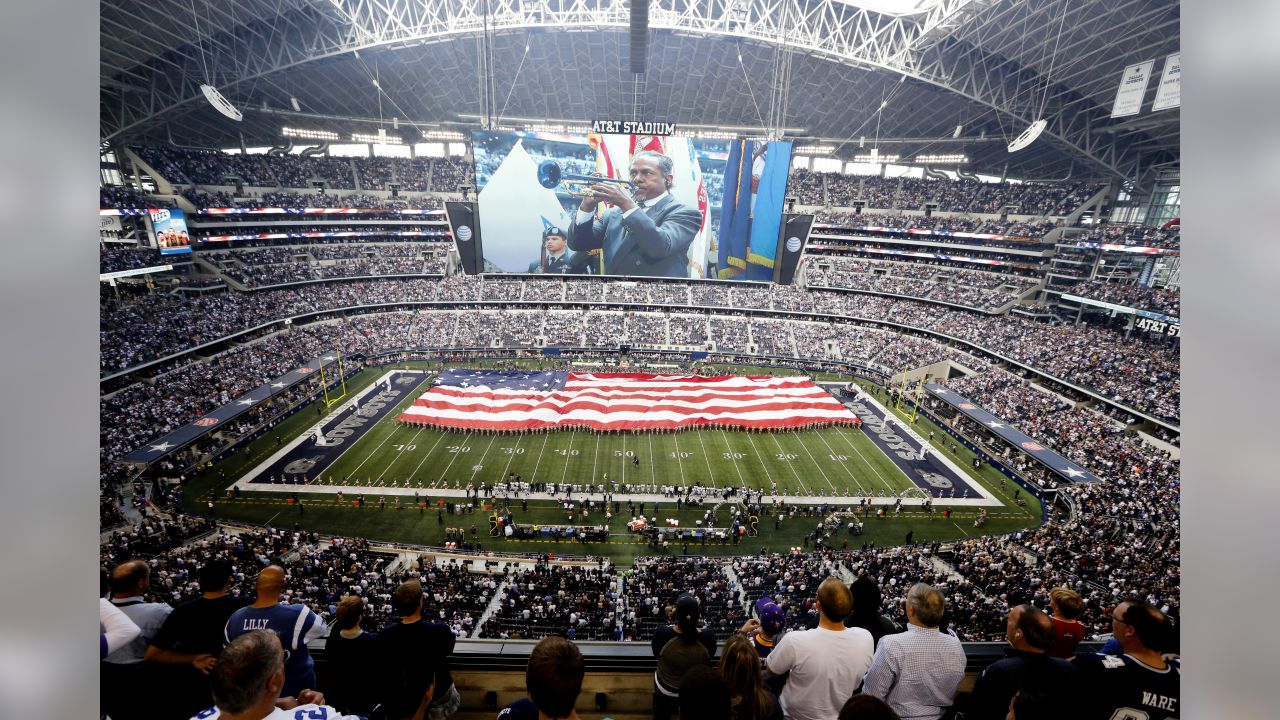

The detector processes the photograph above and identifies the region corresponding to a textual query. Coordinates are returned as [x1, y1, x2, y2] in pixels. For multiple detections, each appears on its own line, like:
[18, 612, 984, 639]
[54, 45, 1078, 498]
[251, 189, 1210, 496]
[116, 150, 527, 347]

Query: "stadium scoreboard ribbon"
[398, 370, 858, 431]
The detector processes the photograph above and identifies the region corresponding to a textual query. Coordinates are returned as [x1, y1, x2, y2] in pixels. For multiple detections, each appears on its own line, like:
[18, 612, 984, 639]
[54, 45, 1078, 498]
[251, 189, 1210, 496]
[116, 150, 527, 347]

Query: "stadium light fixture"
[352, 132, 401, 144]
[854, 152, 899, 163]
[421, 131, 467, 140]
[796, 145, 837, 155]
[282, 126, 340, 141]
[913, 154, 969, 164]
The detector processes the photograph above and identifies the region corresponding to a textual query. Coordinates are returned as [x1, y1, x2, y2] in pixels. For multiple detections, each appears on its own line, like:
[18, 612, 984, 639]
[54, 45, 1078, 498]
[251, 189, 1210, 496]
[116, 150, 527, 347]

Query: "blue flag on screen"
[717, 139, 753, 279]
[746, 141, 793, 281]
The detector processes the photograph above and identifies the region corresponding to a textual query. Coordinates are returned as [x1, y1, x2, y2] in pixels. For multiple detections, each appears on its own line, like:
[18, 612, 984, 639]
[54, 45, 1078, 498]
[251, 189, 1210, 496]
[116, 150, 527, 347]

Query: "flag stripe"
[397, 371, 857, 431]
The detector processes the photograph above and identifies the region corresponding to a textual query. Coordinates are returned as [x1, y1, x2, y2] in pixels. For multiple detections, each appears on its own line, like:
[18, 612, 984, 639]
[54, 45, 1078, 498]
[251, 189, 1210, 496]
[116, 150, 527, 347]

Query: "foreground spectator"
[375, 579, 460, 720]
[680, 665, 733, 720]
[497, 636, 590, 720]
[1046, 587, 1087, 659]
[100, 593, 141, 659]
[1071, 600, 1180, 720]
[861, 583, 965, 720]
[192, 629, 351, 720]
[145, 559, 251, 718]
[720, 633, 782, 720]
[105, 559, 173, 664]
[325, 595, 380, 717]
[225, 566, 325, 698]
[763, 577, 873, 720]
[652, 593, 719, 720]
[964, 604, 1074, 720]
[844, 575, 900, 647]
[746, 597, 787, 660]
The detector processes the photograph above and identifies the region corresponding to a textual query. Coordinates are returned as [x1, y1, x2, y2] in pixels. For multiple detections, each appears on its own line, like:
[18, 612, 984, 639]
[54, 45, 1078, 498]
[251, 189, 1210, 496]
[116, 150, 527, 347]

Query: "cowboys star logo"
[284, 457, 319, 475]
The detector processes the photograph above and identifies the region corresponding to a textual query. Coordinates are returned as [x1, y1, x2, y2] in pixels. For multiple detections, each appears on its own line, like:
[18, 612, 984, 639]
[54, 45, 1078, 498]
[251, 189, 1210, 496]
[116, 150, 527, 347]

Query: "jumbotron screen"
[471, 130, 793, 281]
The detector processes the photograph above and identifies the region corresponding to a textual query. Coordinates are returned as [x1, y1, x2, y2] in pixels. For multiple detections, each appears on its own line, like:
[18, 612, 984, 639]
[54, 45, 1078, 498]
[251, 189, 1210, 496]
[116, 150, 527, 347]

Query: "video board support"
[771, 213, 815, 285]
[445, 201, 485, 275]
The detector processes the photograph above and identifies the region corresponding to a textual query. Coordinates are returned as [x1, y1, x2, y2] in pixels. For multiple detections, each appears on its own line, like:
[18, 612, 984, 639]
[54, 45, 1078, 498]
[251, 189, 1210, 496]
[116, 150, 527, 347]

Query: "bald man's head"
[108, 559, 150, 597]
[816, 576, 853, 622]
[256, 566, 286, 594]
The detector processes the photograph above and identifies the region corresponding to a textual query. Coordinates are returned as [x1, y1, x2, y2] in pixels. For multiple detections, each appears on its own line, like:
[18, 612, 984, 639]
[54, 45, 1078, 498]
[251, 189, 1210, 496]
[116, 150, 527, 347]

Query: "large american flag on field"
[398, 370, 858, 431]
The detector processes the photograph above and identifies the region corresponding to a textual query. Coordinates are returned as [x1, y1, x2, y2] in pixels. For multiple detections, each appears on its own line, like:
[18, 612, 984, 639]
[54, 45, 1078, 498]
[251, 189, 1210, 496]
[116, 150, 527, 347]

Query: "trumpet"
[536, 160, 636, 197]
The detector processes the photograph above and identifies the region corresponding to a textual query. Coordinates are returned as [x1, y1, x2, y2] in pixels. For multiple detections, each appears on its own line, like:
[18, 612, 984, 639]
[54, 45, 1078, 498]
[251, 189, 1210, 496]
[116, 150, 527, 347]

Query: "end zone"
[233, 370, 428, 492]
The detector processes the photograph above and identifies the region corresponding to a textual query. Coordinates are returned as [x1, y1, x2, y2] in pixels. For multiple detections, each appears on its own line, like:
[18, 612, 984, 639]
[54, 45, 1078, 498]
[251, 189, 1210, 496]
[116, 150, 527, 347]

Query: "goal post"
[320, 349, 348, 408]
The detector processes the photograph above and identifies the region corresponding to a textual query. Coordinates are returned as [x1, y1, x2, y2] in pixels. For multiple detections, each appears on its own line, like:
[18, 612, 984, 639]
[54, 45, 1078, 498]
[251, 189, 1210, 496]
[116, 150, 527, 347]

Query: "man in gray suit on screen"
[567, 150, 702, 278]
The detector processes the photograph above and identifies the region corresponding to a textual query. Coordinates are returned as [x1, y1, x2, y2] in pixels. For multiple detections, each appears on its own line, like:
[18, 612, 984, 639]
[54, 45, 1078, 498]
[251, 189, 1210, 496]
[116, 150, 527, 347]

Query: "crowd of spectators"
[431, 157, 473, 192]
[805, 255, 1036, 312]
[101, 185, 173, 209]
[626, 557, 743, 639]
[930, 313, 1179, 421]
[484, 565, 621, 640]
[185, 189, 444, 212]
[203, 243, 447, 287]
[100, 245, 163, 274]
[99, 274, 1179, 422]
[795, 172, 1103, 215]
[814, 211, 1056, 243]
[1061, 279, 1180, 316]
[1075, 223, 1180, 250]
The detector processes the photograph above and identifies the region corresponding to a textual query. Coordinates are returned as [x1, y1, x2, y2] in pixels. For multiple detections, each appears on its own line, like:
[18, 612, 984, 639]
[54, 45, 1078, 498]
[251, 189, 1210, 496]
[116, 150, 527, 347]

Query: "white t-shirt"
[765, 625, 875, 720]
[192, 703, 361, 720]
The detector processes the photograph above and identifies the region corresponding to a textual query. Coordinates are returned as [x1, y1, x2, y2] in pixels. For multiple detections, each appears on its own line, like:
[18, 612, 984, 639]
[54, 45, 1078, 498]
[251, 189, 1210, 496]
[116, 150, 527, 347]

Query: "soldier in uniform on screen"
[528, 226, 591, 274]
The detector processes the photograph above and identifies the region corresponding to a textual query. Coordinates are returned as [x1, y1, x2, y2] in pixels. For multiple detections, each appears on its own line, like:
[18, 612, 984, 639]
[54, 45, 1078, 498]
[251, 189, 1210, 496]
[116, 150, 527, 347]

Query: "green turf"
[181, 362, 1042, 561]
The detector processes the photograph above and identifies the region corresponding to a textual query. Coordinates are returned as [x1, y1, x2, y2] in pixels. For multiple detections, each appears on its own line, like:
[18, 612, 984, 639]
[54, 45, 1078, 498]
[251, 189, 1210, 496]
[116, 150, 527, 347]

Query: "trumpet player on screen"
[567, 151, 702, 278]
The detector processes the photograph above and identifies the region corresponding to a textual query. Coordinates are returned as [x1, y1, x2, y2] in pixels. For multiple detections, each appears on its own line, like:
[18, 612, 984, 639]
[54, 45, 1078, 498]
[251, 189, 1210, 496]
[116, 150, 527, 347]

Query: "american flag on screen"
[397, 370, 858, 432]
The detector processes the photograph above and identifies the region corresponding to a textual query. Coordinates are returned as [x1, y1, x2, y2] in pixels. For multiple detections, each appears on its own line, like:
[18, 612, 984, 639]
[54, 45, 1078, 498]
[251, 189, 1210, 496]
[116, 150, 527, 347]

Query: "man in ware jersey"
[1072, 599, 1179, 719]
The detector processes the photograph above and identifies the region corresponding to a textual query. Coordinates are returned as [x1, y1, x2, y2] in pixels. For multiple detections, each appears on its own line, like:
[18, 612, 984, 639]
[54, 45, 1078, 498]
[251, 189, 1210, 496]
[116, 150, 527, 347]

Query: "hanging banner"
[1151, 53, 1181, 111]
[1111, 60, 1154, 118]
[149, 208, 192, 256]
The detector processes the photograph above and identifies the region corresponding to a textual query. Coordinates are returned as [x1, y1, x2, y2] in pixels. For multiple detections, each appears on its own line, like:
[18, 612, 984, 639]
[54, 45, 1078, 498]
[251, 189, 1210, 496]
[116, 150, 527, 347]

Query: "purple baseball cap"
[755, 597, 786, 635]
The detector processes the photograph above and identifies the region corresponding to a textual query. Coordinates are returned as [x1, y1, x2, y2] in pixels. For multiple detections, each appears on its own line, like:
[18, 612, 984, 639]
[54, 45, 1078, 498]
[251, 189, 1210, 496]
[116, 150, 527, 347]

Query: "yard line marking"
[812, 429, 868, 496]
[558, 433, 574, 489]
[694, 431, 718, 488]
[671, 432, 690, 487]
[648, 432, 657, 487]
[765, 432, 809, 495]
[592, 432, 601, 484]
[529, 432, 550, 484]
[468, 434, 498, 481]
[716, 428, 747, 488]
[498, 433, 525, 480]
[405, 428, 451, 484]
[342, 421, 404, 481]
[834, 426, 903, 492]
[789, 430, 838, 495]
[742, 431, 775, 489]
[435, 431, 473, 484]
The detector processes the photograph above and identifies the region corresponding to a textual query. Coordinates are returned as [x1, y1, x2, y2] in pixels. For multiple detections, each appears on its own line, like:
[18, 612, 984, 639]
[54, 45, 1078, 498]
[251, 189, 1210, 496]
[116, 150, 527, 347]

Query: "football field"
[194, 364, 1037, 558]
[237, 368, 996, 504]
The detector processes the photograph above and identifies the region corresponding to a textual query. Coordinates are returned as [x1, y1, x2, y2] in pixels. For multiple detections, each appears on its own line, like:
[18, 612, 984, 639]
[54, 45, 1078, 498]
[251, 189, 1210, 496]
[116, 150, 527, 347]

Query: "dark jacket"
[568, 195, 702, 278]
[965, 647, 1076, 720]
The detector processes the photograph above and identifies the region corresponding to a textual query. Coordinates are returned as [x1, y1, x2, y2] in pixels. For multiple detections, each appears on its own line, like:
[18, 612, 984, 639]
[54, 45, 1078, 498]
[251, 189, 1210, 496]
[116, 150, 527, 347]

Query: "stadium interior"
[99, 1, 1181, 719]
